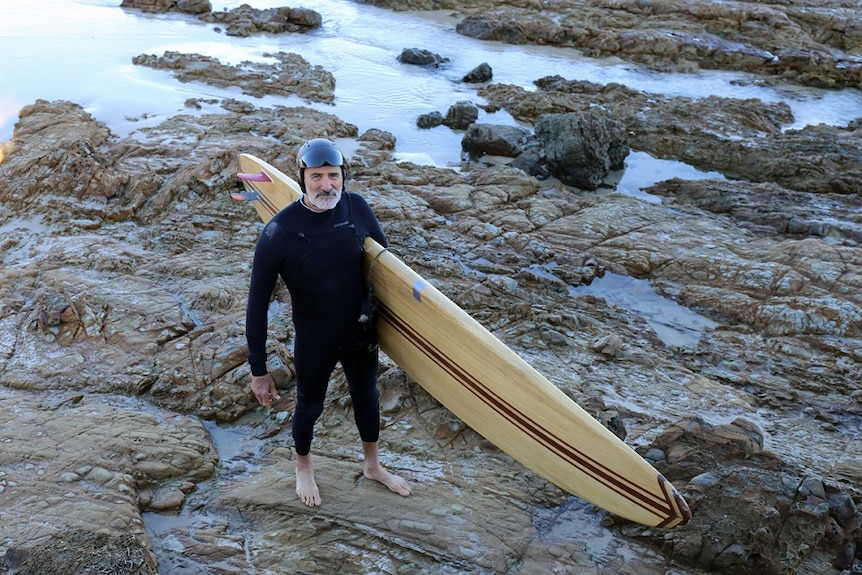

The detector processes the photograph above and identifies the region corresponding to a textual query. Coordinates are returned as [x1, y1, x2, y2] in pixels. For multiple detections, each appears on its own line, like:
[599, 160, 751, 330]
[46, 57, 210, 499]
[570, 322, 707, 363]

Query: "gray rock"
[534, 111, 629, 190]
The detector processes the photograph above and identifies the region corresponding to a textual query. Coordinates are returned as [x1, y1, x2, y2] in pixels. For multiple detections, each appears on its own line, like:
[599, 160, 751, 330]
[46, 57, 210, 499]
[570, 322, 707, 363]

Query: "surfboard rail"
[234, 153, 691, 528]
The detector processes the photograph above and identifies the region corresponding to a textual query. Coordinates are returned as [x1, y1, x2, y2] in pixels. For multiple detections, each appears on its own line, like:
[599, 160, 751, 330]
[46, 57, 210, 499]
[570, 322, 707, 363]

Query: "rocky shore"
[1, 1, 860, 574]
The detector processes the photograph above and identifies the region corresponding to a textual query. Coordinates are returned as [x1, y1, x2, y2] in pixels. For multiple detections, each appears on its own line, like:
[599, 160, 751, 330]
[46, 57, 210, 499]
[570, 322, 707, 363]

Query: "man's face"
[303, 166, 343, 211]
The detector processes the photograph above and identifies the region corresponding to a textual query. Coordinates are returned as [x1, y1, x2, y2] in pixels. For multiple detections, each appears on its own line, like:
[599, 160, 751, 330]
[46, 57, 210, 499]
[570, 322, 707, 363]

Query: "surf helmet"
[296, 138, 346, 192]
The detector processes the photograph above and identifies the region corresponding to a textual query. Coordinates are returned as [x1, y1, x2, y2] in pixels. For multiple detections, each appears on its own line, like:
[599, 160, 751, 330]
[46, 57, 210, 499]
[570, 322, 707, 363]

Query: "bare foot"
[295, 455, 321, 507]
[361, 441, 410, 497]
[364, 463, 411, 497]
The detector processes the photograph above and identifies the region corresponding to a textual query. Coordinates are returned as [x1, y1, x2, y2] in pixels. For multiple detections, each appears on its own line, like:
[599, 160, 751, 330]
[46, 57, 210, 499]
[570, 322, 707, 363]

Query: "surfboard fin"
[237, 171, 272, 183]
[230, 191, 262, 202]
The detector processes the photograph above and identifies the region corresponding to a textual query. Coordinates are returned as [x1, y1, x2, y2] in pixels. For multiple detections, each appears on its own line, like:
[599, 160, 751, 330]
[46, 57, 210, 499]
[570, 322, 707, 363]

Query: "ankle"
[296, 454, 313, 471]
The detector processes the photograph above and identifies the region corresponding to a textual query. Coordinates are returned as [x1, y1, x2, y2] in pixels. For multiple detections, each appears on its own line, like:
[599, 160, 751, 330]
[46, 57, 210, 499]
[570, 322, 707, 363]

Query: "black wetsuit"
[245, 192, 387, 455]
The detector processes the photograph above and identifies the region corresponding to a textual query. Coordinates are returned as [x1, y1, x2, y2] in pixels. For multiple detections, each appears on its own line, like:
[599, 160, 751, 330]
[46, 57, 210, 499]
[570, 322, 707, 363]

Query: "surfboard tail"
[655, 475, 692, 528]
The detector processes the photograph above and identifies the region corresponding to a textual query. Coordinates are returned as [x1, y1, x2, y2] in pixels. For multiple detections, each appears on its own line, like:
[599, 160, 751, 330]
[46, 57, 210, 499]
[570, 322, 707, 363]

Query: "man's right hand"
[250, 373, 281, 408]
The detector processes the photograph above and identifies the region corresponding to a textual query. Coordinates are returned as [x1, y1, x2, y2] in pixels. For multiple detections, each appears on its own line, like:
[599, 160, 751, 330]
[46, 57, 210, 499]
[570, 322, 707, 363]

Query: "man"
[245, 138, 410, 506]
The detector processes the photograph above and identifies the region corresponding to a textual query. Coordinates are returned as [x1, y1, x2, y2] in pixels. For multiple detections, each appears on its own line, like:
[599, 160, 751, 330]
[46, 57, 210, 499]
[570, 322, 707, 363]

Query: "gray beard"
[305, 190, 341, 211]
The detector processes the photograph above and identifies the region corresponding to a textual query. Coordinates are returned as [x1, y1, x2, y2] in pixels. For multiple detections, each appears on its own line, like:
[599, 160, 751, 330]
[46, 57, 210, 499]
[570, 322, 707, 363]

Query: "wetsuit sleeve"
[353, 193, 388, 248]
[245, 220, 284, 376]
[370, 213, 388, 248]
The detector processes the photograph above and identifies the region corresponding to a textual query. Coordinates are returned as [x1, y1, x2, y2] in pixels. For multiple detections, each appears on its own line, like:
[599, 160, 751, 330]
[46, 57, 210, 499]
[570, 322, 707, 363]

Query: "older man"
[245, 138, 410, 506]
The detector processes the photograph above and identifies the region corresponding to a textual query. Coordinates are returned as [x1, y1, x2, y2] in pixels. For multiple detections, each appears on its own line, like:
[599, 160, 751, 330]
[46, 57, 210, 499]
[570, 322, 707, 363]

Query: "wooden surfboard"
[235, 153, 691, 528]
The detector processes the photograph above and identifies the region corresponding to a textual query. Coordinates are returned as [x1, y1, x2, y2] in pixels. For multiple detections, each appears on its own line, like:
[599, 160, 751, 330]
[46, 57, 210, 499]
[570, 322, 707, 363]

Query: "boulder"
[534, 111, 629, 190]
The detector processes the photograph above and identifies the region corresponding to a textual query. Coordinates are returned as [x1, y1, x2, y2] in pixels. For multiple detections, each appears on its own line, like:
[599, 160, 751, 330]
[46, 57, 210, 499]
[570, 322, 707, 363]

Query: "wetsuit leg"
[341, 337, 381, 444]
[292, 334, 339, 456]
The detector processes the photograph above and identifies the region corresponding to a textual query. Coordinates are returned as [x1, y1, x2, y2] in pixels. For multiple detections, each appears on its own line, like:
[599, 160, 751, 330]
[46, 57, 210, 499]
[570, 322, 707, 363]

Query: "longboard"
[235, 153, 691, 528]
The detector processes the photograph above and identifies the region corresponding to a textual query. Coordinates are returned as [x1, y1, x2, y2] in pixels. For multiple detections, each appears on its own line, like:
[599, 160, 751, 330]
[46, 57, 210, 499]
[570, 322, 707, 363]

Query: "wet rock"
[479, 76, 862, 195]
[444, 100, 479, 130]
[589, 333, 622, 358]
[416, 110, 444, 128]
[3, 529, 158, 575]
[629, 415, 862, 574]
[2, 95, 861, 574]
[461, 123, 531, 159]
[132, 50, 336, 103]
[647, 178, 862, 246]
[509, 148, 548, 179]
[122, 0, 321, 35]
[462, 61, 493, 83]
[121, 0, 211, 14]
[534, 111, 629, 190]
[456, 14, 531, 45]
[417, 101, 479, 131]
[583, 397, 629, 441]
[449, 0, 862, 89]
[0, 387, 216, 573]
[198, 5, 322, 36]
[397, 47, 450, 67]
[0, 100, 119, 202]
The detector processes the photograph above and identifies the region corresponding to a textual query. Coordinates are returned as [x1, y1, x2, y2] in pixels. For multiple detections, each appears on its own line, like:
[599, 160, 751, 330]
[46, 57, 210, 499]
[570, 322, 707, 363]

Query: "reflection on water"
[611, 151, 725, 204]
[536, 497, 643, 564]
[0, 216, 51, 265]
[202, 418, 258, 463]
[0, 215, 47, 235]
[570, 272, 719, 349]
[141, 419, 267, 570]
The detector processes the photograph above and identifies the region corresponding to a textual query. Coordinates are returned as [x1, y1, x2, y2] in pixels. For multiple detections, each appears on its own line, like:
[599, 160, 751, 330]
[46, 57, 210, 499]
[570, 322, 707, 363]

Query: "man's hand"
[251, 373, 281, 408]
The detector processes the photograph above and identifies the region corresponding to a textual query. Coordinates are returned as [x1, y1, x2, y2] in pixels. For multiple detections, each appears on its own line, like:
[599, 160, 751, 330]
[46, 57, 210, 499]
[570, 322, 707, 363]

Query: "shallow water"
[1, 0, 860, 172]
[570, 273, 720, 349]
